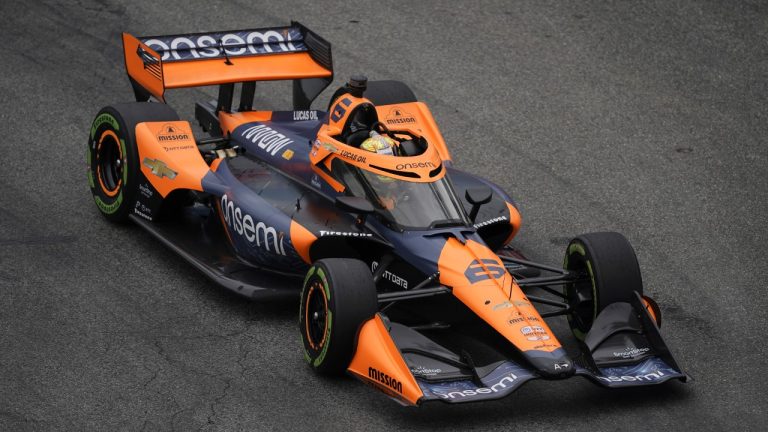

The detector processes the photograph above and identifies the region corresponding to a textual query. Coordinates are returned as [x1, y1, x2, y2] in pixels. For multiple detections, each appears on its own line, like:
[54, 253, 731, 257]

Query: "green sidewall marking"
[94, 193, 122, 215]
[564, 241, 597, 338]
[303, 266, 317, 288]
[120, 138, 127, 184]
[317, 268, 330, 300]
[87, 171, 94, 189]
[90, 113, 120, 139]
[313, 311, 332, 367]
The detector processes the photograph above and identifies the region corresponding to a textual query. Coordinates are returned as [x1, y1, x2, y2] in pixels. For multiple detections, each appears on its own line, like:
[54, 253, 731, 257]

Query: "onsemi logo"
[220, 194, 286, 255]
[141, 29, 301, 61]
[464, 259, 505, 283]
[241, 125, 293, 156]
[395, 161, 435, 170]
[435, 373, 518, 399]
[368, 367, 402, 394]
[597, 370, 666, 383]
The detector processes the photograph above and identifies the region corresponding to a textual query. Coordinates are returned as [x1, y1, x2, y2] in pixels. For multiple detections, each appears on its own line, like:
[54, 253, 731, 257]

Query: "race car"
[87, 22, 687, 405]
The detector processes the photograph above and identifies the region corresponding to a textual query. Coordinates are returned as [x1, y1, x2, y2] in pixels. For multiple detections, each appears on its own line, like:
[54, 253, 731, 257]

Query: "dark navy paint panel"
[209, 160, 307, 271]
[418, 361, 536, 402]
[576, 356, 686, 388]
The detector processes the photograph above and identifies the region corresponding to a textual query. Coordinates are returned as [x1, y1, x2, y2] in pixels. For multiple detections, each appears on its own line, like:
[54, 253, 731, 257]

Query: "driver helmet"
[360, 130, 398, 187]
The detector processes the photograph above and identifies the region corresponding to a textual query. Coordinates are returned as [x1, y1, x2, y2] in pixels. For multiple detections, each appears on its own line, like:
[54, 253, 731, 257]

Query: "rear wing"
[122, 21, 333, 108]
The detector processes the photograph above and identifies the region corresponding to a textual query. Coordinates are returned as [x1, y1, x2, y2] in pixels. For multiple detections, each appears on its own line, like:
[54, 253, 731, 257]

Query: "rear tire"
[563, 232, 643, 340]
[87, 102, 179, 222]
[299, 259, 378, 375]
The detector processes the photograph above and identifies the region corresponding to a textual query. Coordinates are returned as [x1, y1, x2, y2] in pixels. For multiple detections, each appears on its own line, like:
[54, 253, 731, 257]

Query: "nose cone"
[525, 349, 575, 379]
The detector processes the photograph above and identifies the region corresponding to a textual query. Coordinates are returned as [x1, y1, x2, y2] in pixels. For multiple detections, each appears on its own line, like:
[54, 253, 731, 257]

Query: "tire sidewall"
[87, 107, 139, 222]
[299, 259, 377, 375]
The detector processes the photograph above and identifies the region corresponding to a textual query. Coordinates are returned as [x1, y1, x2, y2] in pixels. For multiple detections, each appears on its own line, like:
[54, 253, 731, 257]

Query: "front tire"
[87, 102, 179, 222]
[299, 259, 378, 375]
[563, 232, 644, 340]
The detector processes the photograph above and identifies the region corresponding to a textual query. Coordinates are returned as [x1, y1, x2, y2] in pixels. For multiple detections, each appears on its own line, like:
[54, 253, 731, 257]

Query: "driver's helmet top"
[360, 131, 398, 185]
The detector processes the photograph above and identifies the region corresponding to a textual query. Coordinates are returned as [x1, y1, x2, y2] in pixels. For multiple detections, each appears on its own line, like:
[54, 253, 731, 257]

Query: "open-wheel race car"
[87, 22, 687, 405]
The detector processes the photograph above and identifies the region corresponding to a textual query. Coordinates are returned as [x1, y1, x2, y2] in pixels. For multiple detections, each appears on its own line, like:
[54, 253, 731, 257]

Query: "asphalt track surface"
[1, 0, 766, 430]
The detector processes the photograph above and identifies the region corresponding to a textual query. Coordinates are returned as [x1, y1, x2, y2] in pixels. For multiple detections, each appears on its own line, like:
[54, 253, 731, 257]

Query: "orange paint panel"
[209, 158, 223, 172]
[504, 201, 522, 244]
[122, 33, 165, 101]
[135, 121, 210, 198]
[437, 238, 562, 353]
[163, 52, 331, 89]
[311, 130, 445, 183]
[218, 111, 274, 136]
[375, 102, 452, 162]
[289, 220, 317, 264]
[348, 314, 423, 406]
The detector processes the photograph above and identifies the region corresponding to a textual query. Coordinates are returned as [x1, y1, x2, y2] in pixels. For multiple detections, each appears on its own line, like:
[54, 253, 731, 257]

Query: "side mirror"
[335, 196, 374, 224]
[465, 186, 493, 222]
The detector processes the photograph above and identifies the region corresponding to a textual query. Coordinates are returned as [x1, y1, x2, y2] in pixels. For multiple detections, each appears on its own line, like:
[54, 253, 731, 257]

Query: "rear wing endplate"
[122, 21, 333, 108]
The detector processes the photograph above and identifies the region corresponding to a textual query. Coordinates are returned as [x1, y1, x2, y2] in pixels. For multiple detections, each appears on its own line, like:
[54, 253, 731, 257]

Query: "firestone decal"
[474, 215, 508, 229]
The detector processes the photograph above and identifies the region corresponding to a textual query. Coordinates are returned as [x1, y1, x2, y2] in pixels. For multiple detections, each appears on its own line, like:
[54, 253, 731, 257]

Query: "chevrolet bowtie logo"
[143, 157, 177, 179]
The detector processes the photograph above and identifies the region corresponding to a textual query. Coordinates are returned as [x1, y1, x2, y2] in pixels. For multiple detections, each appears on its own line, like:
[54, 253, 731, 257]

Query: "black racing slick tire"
[299, 259, 378, 375]
[364, 80, 417, 105]
[563, 232, 644, 340]
[87, 102, 179, 222]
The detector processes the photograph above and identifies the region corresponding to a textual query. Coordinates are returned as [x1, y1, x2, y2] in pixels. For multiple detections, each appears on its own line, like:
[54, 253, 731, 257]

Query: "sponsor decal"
[371, 261, 408, 289]
[281, 149, 294, 160]
[368, 367, 402, 394]
[134, 201, 152, 221]
[139, 183, 154, 199]
[554, 361, 569, 370]
[221, 194, 286, 255]
[464, 259, 505, 284]
[156, 124, 191, 142]
[435, 373, 518, 399]
[293, 110, 319, 121]
[410, 366, 442, 377]
[395, 161, 435, 170]
[520, 325, 550, 341]
[142, 158, 177, 179]
[492, 300, 531, 310]
[141, 28, 302, 61]
[474, 215, 508, 229]
[385, 107, 417, 126]
[319, 230, 373, 237]
[613, 347, 651, 359]
[241, 125, 293, 156]
[310, 174, 321, 189]
[597, 370, 666, 383]
[339, 149, 366, 163]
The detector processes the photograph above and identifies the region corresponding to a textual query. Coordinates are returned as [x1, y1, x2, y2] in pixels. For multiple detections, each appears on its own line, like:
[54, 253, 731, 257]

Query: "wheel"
[563, 232, 643, 340]
[299, 258, 378, 375]
[364, 80, 417, 105]
[87, 102, 179, 222]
